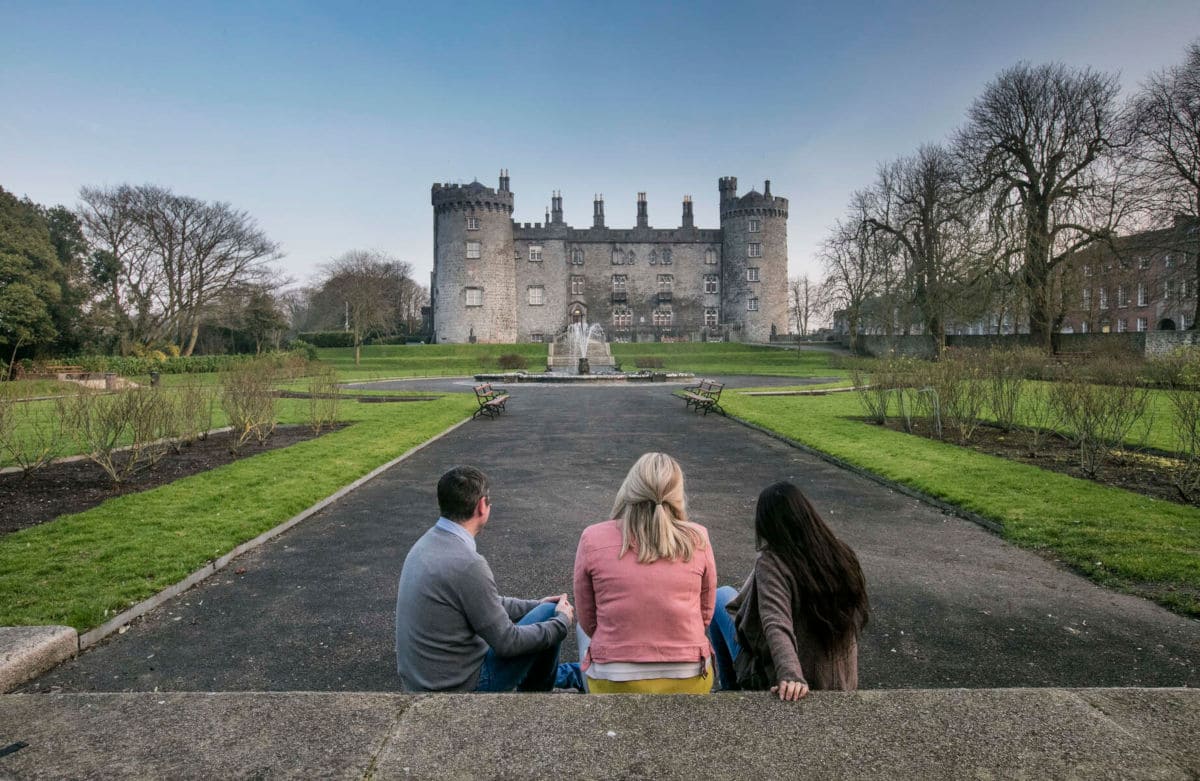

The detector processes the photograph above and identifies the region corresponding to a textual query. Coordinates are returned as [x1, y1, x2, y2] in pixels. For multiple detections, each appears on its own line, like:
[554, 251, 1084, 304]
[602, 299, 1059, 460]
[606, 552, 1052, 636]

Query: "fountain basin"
[474, 371, 695, 384]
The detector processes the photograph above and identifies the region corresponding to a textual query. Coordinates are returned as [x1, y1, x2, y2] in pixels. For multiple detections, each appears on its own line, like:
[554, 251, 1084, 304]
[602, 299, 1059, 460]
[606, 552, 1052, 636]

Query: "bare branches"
[313, 250, 413, 365]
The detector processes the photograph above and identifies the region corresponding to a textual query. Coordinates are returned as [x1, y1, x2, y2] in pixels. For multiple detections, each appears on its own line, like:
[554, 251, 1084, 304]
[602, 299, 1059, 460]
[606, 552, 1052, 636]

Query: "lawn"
[721, 389, 1200, 616]
[0, 392, 475, 630]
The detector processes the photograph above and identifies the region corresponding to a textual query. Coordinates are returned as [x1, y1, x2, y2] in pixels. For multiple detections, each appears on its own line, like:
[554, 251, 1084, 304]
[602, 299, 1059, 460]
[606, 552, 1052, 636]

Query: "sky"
[2, 0, 1198, 290]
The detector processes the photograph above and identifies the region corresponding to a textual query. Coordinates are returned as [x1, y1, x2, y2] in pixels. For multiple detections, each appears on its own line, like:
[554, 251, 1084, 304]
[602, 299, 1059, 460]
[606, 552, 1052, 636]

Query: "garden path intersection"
[20, 375, 1198, 691]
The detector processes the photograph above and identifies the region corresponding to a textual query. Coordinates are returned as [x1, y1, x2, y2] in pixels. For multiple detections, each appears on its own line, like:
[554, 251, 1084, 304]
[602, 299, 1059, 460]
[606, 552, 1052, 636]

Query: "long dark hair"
[755, 481, 869, 653]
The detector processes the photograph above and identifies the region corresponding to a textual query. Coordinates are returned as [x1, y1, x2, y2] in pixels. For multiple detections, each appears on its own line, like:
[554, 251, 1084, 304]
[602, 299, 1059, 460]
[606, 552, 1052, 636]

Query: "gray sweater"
[394, 525, 569, 692]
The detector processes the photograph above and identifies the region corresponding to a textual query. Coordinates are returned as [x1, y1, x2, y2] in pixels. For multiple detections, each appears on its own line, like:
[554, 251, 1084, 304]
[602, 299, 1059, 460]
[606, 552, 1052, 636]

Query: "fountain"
[548, 322, 616, 374]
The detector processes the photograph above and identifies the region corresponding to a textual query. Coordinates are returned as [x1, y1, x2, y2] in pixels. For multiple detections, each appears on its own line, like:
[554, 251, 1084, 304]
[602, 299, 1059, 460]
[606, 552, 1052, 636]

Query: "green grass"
[1, 379, 84, 399]
[721, 390, 1200, 616]
[611, 342, 846, 378]
[0, 393, 474, 629]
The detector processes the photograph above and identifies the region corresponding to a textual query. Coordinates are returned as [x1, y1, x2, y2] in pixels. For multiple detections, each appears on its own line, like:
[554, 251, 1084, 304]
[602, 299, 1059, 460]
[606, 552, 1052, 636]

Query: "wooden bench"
[472, 383, 510, 420]
[32, 364, 86, 379]
[680, 379, 725, 417]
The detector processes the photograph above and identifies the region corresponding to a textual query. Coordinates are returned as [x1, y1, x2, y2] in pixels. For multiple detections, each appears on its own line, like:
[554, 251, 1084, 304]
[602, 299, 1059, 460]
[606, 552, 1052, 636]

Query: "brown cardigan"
[725, 550, 860, 691]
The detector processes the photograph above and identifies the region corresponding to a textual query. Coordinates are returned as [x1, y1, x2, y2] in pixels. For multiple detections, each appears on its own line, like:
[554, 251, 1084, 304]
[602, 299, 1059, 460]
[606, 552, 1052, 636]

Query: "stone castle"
[430, 171, 788, 343]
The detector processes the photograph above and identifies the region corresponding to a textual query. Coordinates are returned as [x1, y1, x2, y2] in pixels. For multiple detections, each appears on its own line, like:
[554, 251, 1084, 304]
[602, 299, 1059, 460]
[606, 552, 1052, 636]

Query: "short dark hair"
[437, 466, 489, 521]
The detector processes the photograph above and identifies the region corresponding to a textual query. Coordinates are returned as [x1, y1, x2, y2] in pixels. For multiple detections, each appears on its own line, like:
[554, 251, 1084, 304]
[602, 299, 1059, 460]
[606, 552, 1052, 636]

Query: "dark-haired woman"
[708, 481, 869, 700]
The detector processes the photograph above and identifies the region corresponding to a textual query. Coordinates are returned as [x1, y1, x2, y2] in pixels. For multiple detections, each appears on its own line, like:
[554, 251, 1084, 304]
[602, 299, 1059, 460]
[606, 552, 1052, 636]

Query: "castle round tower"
[431, 172, 517, 343]
[719, 177, 789, 342]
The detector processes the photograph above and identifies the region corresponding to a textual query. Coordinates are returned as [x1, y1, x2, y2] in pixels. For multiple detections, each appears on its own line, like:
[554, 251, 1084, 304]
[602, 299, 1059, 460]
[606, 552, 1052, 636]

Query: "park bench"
[35, 364, 86, 379]
[680, 379, 725, 417]
[472, 383, 510, 420]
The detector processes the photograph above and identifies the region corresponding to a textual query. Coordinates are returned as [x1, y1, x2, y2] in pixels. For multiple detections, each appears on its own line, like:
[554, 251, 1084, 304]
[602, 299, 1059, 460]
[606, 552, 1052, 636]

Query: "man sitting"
[395, 465, 580, 692]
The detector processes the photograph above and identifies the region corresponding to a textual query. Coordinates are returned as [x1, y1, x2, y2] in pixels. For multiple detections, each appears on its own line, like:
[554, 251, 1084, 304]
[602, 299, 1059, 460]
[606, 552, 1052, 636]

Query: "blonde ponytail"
[611, 453, 704, 563]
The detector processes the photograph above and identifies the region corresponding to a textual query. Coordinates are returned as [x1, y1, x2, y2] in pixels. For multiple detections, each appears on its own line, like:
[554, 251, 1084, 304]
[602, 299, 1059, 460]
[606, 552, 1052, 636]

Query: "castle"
[430, 172, 788, 343]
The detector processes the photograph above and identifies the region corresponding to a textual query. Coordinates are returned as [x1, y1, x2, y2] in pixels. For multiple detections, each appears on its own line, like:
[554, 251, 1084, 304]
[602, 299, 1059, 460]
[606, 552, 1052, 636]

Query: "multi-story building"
[429, 171, 788, 343]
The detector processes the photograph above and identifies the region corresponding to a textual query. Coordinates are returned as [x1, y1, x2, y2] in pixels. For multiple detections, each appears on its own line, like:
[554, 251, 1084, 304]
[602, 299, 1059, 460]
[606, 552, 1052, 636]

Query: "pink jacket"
[573, 519, 717, 670]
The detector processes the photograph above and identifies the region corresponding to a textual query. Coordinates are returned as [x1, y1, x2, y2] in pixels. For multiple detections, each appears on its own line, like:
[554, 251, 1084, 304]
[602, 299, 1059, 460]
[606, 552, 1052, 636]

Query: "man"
[395, 465, 580, 692]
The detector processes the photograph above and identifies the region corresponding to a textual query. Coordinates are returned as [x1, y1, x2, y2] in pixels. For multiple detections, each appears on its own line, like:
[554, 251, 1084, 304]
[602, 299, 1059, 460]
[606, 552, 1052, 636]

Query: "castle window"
[466, 216, 480, 231]
[466, 241, 481, 259]
[652, 308, 672, 327]
[531, 332, 544, 343]
[649, 249, 658, 265]
[748, 219, 761, 233]
[529, 246, 543, 262]
[612, 249, 624, 265]
[612, 308, 632, 328]
[465, 287, 483, 307]
[1165, 279, 1177, 300]
[571, 248, 584, 265]
[704, 248, 717, 265]
[626, 250, 637, 265]
[1136, 317, 1148, 332]
[662, 248, 672, 265]
[704, 275, 718, 294]
[527, 286, 544, 306]
[704, 308, 718, 327]
[746, 267, 760, 282]
[1117, 285, 1128, 308]
[748, 243, 762, 258]
[747, 297, 760, 311]
[611, 274, 627, 292]
[1137, 283, 1146, 307]
[657, 274, 673, 291]
[571, 276, 585, 296]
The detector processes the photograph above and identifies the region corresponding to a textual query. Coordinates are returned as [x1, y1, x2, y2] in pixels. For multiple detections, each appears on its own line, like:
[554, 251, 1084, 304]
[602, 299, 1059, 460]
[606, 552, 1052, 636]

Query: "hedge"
[71, 350, 307, 376]
[297, 331, 356, 348]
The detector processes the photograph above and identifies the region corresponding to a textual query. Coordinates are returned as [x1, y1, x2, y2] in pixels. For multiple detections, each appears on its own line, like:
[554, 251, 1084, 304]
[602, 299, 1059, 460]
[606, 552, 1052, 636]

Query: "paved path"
[23, 377, 1200, 692]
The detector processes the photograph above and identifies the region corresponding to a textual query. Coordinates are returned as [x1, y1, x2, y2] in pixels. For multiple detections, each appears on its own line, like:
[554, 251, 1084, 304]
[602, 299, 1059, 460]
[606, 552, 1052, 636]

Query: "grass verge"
[721, 390, 1200, 616]
[0, 394, 474, 630]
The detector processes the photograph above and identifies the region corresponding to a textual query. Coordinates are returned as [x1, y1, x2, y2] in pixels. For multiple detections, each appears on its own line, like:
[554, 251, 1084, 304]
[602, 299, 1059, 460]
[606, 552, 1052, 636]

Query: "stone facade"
[430, 172, 788, 343]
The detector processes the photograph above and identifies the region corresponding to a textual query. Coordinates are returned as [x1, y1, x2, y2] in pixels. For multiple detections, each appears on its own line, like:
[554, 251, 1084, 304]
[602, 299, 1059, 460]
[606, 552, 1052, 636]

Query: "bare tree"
[866, 144, 986, 354]
[1127, 40, 1200, 328]
[314, 250, 413, 365]
[820, 195, 893, 352]
[957, 62, 1129, 350]
[788, 274, 821, 336]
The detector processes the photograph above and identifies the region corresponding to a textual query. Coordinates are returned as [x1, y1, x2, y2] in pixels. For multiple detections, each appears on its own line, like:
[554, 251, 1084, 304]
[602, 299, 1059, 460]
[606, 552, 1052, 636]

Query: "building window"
[747, 297, 760, 311]
[649, 249, 658, 265]
[571, 248, 584, 265]
[612, 308, 632, 328]
[611, 274, 627, 292]
[527, 286, 544, 306]
[652, 308, 672, 327]
[466, 241, 481, 259]
[657, 274, 673, 291]
[1137, 283, 1146, 307]
[1117, 285, 1128, 308]
[705, 248, 717, 265]
[1082, 289, 1091, 308]
[1138, 255, 1150, 269]
[1099, 288, 1108, 310]
[626, 250, 637, 265]
[748, 243, 762, 258]
[746, 267, 760, 282]
[1166, 279, 1178, 300]
[661, 248, 672, 265]
[1117, 318, 1128, 333]
[571, 276, 585, 296]
[749, 218, 761, 233]
[704, 274, 718, 294]
[1083, 264, 1092, 276]
[1136, 317, 1148, 332]
[1165, 254, 1174, 268]
[704, 308, 718, 327]
[1080, 321, 1089, 333]
[529, 246, 543, 262]
[612, 249, 624, 265]
[531, 332, 543, 343]
[1183, 279, 1192, 299]
[465, 287, 483, 307]
[466, 216, 480, 230]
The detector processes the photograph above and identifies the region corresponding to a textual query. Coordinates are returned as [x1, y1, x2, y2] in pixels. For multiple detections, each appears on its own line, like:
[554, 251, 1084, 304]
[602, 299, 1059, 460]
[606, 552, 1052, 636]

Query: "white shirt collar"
[434, 517, 476, 553]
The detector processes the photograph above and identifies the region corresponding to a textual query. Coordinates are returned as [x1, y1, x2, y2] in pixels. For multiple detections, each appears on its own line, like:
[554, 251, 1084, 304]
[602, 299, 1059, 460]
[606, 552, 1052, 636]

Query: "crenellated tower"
[719, 177, 789, 342]
[430, 171, 517, 343]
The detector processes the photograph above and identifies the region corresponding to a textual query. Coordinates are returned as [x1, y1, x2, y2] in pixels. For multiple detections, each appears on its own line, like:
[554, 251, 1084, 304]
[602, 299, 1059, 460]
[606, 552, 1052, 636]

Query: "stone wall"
[852, 331, 1198, 358]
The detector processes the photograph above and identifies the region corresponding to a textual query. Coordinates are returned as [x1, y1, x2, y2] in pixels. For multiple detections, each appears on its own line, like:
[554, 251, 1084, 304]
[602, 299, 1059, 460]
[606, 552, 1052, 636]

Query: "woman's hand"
[770, 680, 810, 701]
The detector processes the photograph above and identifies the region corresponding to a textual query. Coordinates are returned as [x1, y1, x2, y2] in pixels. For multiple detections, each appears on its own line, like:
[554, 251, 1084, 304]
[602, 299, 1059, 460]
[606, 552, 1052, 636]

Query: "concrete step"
[1, 688, 1196, 779]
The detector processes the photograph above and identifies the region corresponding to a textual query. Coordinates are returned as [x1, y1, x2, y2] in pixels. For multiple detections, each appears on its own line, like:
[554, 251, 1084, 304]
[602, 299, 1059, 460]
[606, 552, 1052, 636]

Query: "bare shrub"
[65, 388, 172, 483]
[162, 382, 216, 452]
[307, 365, 342, 434]
[220, 360, 279, 452]
[1150, 348, 1200, 501]
[1049, 358, 1151, 478]
[1022, 379, 1061, 457]
[984, 348, 1035, 432]
[0, 387, 67, 475]
[849, 359, 891, 424]
[927, 350, 988, 441]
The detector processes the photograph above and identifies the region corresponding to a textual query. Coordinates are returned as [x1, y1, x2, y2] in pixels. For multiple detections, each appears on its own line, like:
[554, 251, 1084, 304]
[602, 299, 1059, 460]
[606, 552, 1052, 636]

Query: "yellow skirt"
[585, 675, 713, 694]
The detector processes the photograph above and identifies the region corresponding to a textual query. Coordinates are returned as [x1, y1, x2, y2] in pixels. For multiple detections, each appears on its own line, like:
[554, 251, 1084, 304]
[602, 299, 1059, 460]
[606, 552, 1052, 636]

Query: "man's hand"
[769, 680, 810, 701]
[553, 597, 575, 625]
[539, 594, 567, 604]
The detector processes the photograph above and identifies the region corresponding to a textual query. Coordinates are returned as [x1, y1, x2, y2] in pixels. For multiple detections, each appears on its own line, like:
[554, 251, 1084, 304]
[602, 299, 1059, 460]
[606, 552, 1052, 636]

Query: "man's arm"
[461, 558, 568, 658]
[499, 596, 540, 620]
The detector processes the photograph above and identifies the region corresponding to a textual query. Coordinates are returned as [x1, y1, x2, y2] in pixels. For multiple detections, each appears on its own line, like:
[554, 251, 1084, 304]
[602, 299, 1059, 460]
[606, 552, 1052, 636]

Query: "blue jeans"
[707, 585, 742, 691]
[474, 602, 583, 692]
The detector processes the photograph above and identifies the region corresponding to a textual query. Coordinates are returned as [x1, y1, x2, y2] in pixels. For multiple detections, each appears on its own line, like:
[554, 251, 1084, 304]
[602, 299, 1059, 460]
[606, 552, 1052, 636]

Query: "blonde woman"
[572, 452, 717, 693]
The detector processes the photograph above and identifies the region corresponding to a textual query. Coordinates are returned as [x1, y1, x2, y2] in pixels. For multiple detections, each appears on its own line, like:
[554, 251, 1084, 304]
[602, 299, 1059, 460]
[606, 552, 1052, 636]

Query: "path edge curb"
[724, 412, 1005, 535]
[73, 414, 474, 652]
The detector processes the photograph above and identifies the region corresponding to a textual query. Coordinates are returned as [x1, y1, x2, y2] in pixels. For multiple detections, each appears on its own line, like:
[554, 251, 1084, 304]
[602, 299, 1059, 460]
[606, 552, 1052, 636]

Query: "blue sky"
[2, 1, 1198, 288]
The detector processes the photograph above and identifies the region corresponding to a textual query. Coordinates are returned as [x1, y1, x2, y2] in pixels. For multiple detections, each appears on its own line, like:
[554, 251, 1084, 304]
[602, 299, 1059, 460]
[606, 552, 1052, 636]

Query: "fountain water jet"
[548, 322, 616, 374]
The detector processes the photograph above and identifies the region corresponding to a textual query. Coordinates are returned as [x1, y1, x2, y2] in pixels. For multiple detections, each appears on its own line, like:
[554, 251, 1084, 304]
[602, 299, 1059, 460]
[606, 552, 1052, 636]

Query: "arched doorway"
[1159, 318, 1177, 331]
[569, 303, 587, 326]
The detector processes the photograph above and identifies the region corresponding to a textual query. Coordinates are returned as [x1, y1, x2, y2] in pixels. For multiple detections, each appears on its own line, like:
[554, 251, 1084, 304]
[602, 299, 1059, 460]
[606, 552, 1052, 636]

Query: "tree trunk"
[183, 323, 200, 357]
[354, 340, 362, 366]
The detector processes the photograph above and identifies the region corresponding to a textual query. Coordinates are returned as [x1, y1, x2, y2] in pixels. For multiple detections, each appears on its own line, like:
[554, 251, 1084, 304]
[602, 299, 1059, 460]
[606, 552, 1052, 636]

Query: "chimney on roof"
[681, 195, 694, 229]
[637, 192, 648, 228]
[593, 194, 605, 228]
